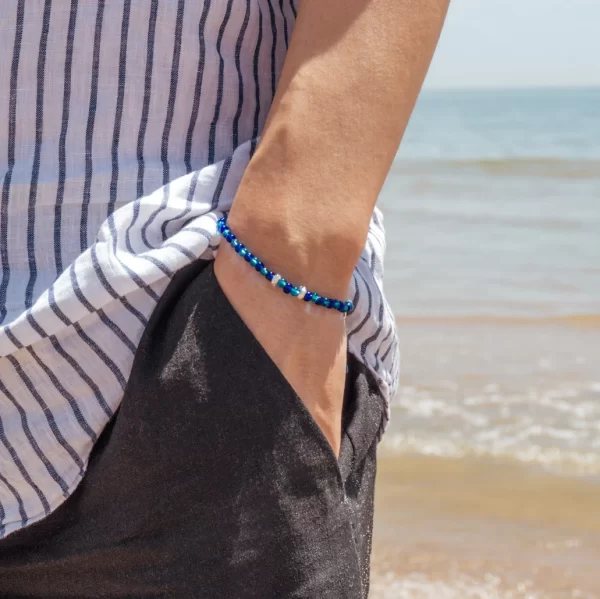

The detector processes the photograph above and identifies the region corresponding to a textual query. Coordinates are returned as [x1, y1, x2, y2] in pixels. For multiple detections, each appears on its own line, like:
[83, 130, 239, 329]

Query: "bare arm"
[215, 0, 449, 454]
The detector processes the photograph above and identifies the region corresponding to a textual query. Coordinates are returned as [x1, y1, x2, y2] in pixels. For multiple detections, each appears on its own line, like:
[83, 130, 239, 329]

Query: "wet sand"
[371, 455, 600, 598]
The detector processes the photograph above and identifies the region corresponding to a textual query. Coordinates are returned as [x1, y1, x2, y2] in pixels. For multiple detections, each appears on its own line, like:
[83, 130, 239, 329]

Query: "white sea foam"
[370, 572, 593, 599]
[380, 431, 600, 476]
[384, 378, 600, 476]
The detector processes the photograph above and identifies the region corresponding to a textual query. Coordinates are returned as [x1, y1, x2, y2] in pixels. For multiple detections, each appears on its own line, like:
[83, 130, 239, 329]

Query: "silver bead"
[271, 274, 281, 287]
[297, 286, 307, 300]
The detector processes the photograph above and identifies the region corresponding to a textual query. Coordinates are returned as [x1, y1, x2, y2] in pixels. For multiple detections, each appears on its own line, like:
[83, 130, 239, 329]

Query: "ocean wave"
[379, 432, 600, 477]
[391, 157, 600, 179]
[395, 313, 600, 328]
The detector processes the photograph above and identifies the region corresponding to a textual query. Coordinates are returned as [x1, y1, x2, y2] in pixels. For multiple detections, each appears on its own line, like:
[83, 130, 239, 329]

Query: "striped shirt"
[0, 0, 399, 539]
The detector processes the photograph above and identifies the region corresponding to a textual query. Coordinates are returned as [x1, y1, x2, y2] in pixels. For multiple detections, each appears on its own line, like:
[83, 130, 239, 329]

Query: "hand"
[214, 237, 348, 457]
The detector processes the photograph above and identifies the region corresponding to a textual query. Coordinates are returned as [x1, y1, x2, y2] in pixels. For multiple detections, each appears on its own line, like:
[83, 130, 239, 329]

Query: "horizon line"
[421, 83, 600, 92]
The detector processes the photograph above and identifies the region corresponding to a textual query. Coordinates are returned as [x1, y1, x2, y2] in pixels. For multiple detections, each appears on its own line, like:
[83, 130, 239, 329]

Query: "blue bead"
[333, 300, 342, 310]
[304, 292, 313, 302]
[266, 271, 274, 281]
[225, 232, 234, 242]
[311, 294, 320, 304]
[232, 239, 240, 249]
[283, 283, 293, 294]
[290, 286, 301, 297]
[343, 301, 353, 313]
[239, 247, 248, 257]
[244, 252, 253, 262]
[315, 296, 325, 306]
[276, 278, 287, 289]
[322, 298, 331, 308]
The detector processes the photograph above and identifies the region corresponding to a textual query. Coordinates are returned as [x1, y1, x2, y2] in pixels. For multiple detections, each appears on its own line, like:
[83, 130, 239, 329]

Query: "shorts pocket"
[206, 263, 346, 485]
[206, 261, 385, 491]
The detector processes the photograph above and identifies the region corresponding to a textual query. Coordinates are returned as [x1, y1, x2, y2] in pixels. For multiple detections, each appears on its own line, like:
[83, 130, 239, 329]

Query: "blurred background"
[369, 1, 600, 597]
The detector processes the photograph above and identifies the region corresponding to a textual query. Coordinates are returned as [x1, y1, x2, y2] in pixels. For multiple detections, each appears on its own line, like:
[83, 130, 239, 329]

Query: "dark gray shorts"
[0, 261, 385, 598]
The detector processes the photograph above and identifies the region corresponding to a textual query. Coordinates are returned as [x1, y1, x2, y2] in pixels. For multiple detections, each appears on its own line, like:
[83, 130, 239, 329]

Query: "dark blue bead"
[266, 271, 274, 281]
[315, 297, 325, 306]
[225, 231, 234, 242]
[303, 292, 313, 302]
[232, 239, 240, 249]
[254, 261, 263, 272]
[244, 252, 253, 262]
[283, 283, 293, 294]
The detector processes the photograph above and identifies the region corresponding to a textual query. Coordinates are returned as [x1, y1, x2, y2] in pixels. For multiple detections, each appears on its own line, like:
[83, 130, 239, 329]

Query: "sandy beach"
[371, 454, 600, 598]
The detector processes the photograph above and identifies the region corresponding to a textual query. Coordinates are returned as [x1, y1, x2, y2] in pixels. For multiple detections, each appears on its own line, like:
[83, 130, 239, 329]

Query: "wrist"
[225, 200, 363, 301]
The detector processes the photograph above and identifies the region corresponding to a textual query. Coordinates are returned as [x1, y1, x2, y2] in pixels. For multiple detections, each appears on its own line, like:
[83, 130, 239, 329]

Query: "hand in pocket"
[214, 243, 347, 458]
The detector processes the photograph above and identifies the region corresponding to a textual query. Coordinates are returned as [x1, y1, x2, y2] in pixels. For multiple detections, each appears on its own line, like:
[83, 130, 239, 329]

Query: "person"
[0, 0, 448, 596]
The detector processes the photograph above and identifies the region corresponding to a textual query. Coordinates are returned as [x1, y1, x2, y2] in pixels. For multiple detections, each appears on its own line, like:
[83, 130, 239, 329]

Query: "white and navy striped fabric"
[0, 0, 399, 539]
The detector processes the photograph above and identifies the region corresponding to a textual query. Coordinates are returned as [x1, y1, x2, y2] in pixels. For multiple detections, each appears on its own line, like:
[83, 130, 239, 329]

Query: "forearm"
[228, 0, 450, 295]
[215, 0, 449, 455]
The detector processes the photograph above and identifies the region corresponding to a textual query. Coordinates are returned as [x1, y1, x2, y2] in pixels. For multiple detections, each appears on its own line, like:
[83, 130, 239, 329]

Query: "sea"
[370, 87, 600, 598]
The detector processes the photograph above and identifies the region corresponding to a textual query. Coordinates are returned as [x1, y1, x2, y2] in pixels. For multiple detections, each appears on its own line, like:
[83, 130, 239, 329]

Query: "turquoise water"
[399, 87, 600, 161]
[379, 86, 600, 475]
[380, 87, 600, 318]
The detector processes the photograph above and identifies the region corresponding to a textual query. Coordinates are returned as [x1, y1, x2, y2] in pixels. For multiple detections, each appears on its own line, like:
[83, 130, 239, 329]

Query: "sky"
[423, 0, 600, 89]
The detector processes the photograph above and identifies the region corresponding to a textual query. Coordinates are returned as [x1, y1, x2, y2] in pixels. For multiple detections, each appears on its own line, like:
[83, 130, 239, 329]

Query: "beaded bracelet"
[217, 216, 354, 314]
